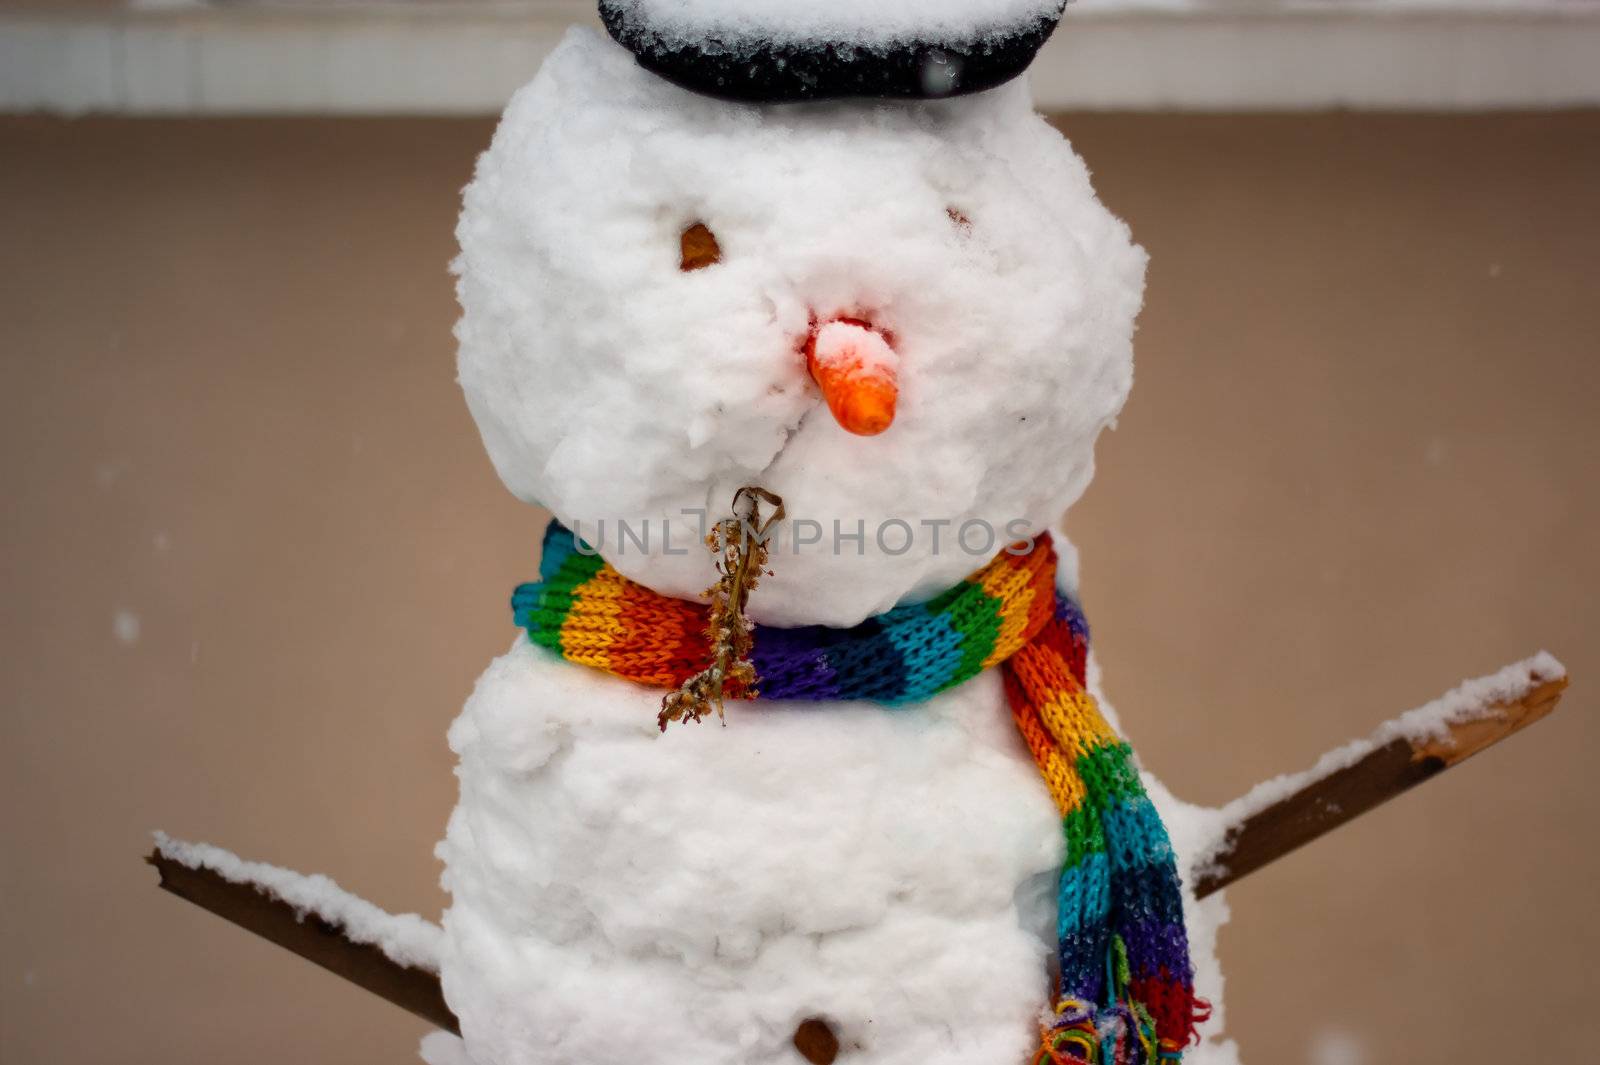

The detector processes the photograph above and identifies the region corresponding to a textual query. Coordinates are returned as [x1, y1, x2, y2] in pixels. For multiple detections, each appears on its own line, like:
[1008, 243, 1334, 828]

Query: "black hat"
[599, 0, 1068, 103]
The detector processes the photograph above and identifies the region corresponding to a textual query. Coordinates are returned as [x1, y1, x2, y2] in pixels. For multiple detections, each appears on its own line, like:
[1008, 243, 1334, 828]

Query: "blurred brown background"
[1, 111, 1596, 1065]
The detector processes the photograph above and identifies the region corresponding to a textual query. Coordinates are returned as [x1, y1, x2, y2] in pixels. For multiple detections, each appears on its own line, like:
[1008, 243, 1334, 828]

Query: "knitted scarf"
[513, 521, 1206, 1063]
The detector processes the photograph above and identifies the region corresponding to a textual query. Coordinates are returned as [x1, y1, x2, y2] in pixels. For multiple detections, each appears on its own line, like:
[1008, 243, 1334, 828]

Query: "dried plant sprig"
[659, 486, 785, 731]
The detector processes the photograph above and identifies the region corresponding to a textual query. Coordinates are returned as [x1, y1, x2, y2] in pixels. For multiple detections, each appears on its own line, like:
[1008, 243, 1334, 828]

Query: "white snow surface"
[152, 832, 443, 973]
[606, 0, 1064, 49]
[439, 642, 1062, 1065]
[436, 560, 1238, 1065]
[420, 1032, 475, 1065]
[454, 28, 1144, 628]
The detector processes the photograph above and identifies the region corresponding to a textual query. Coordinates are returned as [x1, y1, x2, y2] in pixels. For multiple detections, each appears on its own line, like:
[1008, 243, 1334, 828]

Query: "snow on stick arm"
[1192, 653, 1568, 899]
[146, 833, 458, 1034]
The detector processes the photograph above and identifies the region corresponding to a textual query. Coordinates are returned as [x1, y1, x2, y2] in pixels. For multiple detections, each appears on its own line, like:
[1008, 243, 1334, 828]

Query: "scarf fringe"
[1037, 999, 1211, 1065]
[1035, 937, 1212, 1064]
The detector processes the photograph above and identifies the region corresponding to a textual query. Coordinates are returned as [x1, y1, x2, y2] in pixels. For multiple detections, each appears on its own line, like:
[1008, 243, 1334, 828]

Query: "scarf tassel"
[1035, 938, 1208, 1065]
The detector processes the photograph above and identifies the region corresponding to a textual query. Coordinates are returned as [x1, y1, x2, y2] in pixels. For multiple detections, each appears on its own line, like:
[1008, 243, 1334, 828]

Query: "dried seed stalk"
[659, 486, 785, 730]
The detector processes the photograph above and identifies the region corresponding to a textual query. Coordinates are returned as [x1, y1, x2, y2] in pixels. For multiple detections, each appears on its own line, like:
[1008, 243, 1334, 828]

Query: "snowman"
[437, 3, 1227, 1063]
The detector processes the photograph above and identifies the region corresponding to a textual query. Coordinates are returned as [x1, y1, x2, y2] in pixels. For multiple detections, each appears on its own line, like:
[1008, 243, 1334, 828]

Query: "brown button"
[792, 1017, 840, 1064]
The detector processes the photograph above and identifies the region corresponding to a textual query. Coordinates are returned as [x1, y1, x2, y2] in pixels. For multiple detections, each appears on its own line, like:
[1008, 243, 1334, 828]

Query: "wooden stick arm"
[147, 655, 1568, 1055]
[146, 847, 459, 1034]
[1192, 655, 1567, 897]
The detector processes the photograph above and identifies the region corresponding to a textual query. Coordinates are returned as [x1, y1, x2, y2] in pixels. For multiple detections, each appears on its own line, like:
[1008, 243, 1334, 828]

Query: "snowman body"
[438, 26, 1180, 1065]
[438, 622, 1068, 1064]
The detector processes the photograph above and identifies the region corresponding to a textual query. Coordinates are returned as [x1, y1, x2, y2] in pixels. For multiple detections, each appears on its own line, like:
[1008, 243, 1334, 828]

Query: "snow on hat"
[599, 0, 1068, 102]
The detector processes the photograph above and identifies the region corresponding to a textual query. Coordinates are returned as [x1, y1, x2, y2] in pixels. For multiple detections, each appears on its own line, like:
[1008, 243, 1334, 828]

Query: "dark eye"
[946, 207, 971, 231]
[680, 222, 721, 271]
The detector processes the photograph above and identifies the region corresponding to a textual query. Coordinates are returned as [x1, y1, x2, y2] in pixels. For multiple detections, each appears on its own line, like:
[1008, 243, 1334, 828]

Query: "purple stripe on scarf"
[1116, 916, 1195, 982]
[751, 628, 843, 700]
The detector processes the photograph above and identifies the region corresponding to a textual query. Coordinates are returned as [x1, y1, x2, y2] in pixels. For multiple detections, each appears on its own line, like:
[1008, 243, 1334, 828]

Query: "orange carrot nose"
[805, 318, 899, 436]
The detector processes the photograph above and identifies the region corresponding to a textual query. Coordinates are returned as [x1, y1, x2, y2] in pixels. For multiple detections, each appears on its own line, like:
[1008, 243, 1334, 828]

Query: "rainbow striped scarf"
[513, 522, 1206, 1062]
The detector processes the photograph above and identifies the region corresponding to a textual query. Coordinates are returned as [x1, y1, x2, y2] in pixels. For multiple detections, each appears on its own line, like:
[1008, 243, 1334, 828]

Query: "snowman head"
[455, 29, 1144, 627]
